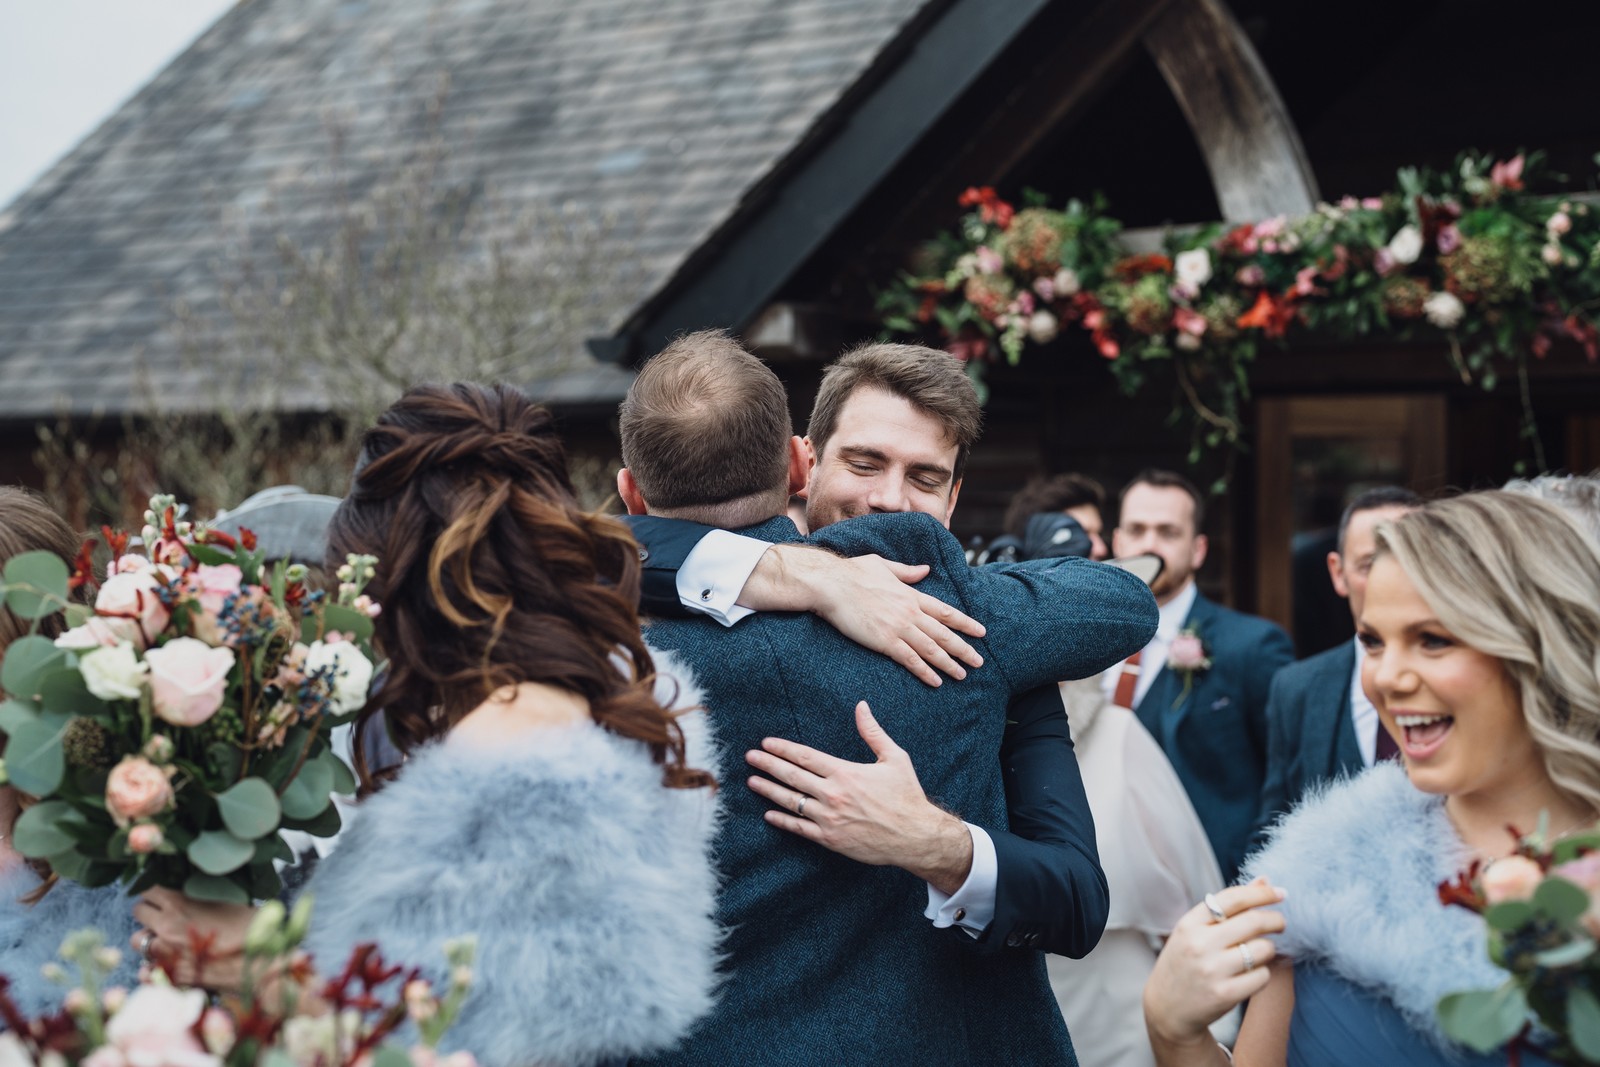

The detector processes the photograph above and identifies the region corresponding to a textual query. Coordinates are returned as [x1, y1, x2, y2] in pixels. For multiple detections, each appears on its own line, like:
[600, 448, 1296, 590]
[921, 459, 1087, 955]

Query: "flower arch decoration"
[877, 153, 1600, 466]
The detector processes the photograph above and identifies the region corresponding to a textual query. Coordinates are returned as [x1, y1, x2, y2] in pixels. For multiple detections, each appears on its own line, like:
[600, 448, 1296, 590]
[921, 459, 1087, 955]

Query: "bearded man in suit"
[1252, 486, 1421, 832]
[1105, 470, 1293, 882]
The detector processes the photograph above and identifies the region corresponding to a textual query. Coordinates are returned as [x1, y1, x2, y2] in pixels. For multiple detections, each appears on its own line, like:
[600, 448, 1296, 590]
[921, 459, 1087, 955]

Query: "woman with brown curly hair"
[134, 384, 722, 1066]
[0, 486, 141, 1014]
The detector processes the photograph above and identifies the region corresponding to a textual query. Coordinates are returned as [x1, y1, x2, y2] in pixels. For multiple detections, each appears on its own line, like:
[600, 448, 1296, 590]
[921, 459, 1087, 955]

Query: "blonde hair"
[1374, 490, 1600, 813]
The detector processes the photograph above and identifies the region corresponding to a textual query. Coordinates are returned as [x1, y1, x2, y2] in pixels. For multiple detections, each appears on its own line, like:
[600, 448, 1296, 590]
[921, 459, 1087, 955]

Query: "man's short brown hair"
[1003, 474, 1106, 540]
[806, 343, 983, 480]
[619, 330, 792, 509]
[1120, 468, 1205, 533]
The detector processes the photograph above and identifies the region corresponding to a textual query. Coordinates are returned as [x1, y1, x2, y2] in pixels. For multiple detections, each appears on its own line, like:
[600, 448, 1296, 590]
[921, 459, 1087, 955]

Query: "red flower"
[239, 527, 258, 551]
[1218, 224, 1257, 255]
[946, 336, 989, 363]
[1237, 290, 1300, 339]
[1438, 861, 1486, 912]
[68, 537, 98, 592]
[1094, 331, 1120, 360]
[957, 186, 1015, 229]
[1112, 254, 1174, 280]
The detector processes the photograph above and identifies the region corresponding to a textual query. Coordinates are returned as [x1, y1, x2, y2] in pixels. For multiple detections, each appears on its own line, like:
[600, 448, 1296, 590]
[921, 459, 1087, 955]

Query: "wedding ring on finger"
[795, 796, 808, 818]
[1237, 942, 1256, 973]
[1203, 893, 1227, 923]
[134, 930, 155, 959]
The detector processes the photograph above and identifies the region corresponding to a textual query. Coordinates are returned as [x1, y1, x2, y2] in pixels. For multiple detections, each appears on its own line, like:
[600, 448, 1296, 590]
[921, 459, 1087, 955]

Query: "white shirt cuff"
[923, 823, 997, 937]
[677, 529, 771, 626]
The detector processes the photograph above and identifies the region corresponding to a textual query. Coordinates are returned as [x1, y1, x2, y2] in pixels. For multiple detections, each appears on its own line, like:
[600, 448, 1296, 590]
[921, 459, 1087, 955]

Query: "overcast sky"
[0, 0, 235, 208]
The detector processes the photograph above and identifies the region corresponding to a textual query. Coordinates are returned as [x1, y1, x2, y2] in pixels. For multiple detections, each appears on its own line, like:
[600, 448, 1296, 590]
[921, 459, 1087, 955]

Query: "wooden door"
[1255, 395, 1448, 653]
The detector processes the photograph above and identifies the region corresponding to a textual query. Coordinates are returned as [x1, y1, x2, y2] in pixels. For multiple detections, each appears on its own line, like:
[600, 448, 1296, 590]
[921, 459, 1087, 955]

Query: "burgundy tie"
[1112, 651, 1142, 710]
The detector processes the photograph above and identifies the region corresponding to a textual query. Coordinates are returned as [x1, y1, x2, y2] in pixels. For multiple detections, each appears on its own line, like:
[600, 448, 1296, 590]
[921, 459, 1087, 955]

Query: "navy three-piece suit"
[1252, 640, 1365, 837]
[631, 512, 1156, 1065]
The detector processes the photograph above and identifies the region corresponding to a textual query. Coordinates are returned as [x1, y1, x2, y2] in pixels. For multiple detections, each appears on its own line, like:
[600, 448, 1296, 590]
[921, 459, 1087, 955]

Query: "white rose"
[1025, 311, 1059, 344]
[1386, 225, 1424, 266]
[0, 1033, 34, 1067]
[1052, 267, 1081, 296]
[1174, 248, 1213, 289]
[104, 985, 215, 1067]
[305, 640, 374, 714]
[78, 642, 149, 702]
[1423, 291, 1466, 330]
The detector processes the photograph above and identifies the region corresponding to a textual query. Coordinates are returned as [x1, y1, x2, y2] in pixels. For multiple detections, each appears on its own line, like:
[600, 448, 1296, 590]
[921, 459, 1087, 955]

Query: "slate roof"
[0, 0, 929, 419]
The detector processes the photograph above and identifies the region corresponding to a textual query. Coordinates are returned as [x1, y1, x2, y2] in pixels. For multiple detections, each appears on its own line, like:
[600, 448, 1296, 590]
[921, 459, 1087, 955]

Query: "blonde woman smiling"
[1143, 491, 1598, 1066]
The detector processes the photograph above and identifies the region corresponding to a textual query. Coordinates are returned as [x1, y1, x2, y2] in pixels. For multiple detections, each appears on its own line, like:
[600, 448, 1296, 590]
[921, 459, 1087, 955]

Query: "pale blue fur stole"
[1242, 761, 1503, 1050]
[303, 649, 723, 1067]
[0, 867, 139, 1017]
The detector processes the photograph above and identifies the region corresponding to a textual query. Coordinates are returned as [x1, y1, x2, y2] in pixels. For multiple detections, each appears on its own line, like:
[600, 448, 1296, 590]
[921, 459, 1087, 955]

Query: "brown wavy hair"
[326, 383, 713, 793]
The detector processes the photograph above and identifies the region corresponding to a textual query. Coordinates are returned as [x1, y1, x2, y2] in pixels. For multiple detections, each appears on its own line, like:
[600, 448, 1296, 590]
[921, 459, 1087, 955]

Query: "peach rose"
[1553, 852, 1600, 936]
[103, 985, 217, 1067]
[1482, 854, 1545, 905]
[105, 757, 173, 828]
[1168, 633, 1211, 672]
[144, 638, 235, 727]
[95, 570, 171, 646]
[127, 824, 164, 854]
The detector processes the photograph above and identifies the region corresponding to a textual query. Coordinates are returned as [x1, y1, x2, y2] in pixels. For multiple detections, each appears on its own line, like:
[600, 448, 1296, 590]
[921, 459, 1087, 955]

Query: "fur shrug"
[1242, 761, 1501, 1050]
[301, 650, 722, 1067]
[0, 866, 139, 1017]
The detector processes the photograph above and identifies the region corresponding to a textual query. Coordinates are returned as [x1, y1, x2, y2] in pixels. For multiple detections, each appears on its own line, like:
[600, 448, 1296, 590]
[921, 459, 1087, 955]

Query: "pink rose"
[1235, 264, 1266, 287]
[107, 554, 151, 577]
[54, 617, 125, 651]
[95, 571, 171, 646]
[1548, 211, 1573, 236]
[106, 757, 174, 828]
[974, 246, 1003, 275]
[1294, 265, 1319, 296]
[1482, 854, 1545, 904]
[188, 564, 243, 646]
[1554, 852, 1600, 937]
[127, 824, 164, 854]
[1360, 197, 1384, 210]
[144, 638, 235, 727]
[1168, 633, 1210, 672]
[1437, 224, 1463, 254]
[82, 1047, 126, 1067]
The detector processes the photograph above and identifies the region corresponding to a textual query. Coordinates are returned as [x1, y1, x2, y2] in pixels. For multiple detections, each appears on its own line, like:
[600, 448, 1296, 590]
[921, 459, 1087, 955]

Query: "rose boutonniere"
[1168, 625, 1212, 707]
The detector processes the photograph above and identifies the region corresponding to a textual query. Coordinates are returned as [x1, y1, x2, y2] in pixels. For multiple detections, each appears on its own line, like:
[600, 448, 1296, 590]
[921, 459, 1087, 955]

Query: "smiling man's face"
[802, 386, 962, 531]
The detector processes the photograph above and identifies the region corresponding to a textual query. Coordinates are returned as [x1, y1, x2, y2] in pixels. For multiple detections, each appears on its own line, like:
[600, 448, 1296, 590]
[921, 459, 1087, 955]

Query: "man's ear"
[1327, 550, 1350, 599]
[796, 437, 818, 499]
[1191, 533, 1210, 572]
[785, 436, 809, 496]
[617, 468, 648, 516]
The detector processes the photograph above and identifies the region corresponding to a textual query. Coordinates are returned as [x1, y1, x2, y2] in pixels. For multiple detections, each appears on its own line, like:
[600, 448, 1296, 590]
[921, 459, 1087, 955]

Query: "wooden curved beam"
[1144, 0, 1320, 221]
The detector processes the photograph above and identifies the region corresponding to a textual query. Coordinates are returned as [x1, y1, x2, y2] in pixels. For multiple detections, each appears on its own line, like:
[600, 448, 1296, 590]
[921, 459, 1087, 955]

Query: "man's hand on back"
[746, 701, 975, 895]
[738, 545, 986, 687]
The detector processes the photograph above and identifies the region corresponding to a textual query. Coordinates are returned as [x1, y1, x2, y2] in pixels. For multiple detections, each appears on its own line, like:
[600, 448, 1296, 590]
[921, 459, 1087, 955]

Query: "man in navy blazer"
[1253, 487, 1420, 835]
[620, 335, 1156, 1064]
[1108, 470, 1293, 883]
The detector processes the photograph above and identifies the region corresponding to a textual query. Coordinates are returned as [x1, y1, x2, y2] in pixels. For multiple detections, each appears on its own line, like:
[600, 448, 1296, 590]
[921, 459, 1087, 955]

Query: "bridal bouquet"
[0, 902, 476, 1067]
[1437, 816, 1600, 1064]
[0, 494, 380, 904]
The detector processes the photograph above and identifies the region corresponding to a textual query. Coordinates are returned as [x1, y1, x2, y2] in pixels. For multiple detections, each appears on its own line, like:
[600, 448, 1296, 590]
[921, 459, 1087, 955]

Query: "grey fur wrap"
[0, 867, 138, 1018]
[1242, 761, 1502, 1050]
[302, 649, 722, 1067]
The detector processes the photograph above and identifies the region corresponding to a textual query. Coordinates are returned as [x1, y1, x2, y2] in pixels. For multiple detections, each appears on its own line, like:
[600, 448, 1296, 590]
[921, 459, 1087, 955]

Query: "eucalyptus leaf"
[322, 604, 374, 642]
[187, 830, 255, 876]
[253, 835, 294, 866]
[11, 800, 78, 857]
[2, 551, 70, 620]
[1534, 876, 1590, 924]
[63, 604, 91, 629]
[3, 713, 70, 795]
[182, 872, 250, 905]
[216, 778, 281, 840]
[1570, 987, 1600, 1061]
[371, 1049, 411, 1067]
[281, 803, 341, 838]
[1, 636, 67, 700]
[280, 756, 334, 820]
[325, 752, 356, 797]
[1484, 900, 1537, 932]
[0, 699, 39, 735]
[1534, 936, 1594, 968]
[1437, 984, 1528, 1054]
[186, 544, 234, 567]
[38, 668, 104, 716]
[47, 848, 92, 882]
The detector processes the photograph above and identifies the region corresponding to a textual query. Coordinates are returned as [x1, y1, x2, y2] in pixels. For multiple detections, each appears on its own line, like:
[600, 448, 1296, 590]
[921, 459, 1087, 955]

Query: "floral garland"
[877, 152, 1600, 463]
